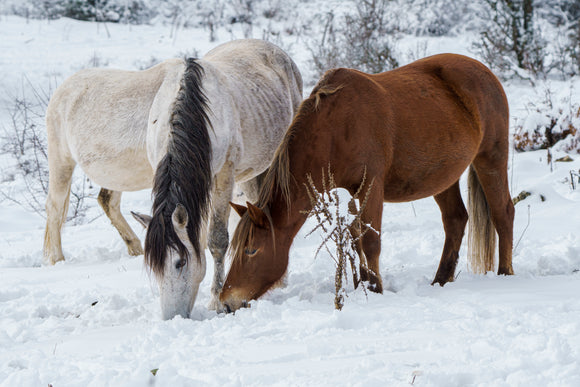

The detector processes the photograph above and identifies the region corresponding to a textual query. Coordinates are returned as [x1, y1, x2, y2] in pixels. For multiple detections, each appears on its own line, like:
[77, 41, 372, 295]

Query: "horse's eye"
[175, 259, 186, 269]
[245, 248, 258, 256]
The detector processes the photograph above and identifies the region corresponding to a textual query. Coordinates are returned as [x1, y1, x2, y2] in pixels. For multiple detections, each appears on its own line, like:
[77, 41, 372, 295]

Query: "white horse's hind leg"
[44, 157, 75, 265]
[208, 161, 236, 312]
[97, 188, 144, 256]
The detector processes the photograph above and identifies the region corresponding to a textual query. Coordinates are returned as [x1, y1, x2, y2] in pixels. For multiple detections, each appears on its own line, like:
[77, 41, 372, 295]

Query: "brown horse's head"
[220, 87, 321, 312]
[220, 201, 290, 312]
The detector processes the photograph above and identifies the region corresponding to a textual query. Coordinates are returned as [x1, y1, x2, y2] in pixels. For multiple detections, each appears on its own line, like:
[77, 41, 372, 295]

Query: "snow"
[2, 8, 580, 387]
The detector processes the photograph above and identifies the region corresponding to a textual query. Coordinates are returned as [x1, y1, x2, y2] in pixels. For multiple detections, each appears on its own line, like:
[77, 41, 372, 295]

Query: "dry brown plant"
[302, 165, 375, 310]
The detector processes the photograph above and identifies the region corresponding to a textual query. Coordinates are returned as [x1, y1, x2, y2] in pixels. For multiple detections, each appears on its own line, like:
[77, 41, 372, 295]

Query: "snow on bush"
[513, 86, 580, 152]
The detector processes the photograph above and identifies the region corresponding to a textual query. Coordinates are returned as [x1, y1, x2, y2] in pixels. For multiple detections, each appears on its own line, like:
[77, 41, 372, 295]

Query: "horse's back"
[203, 39, 301, 82]
[46, 59, 183, 191]
[200, 40, 303, 182]
[203, 39, 302, 112]
[384, 54, 510, 166]
[48, 59, 181, 141]
[390, 53, 509, 135]
[308, 54, 509, 201]
[319, 53, 507, 133]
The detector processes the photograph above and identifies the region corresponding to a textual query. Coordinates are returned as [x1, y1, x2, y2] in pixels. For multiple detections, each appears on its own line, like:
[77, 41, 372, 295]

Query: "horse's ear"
[131, 211, 152, 229]
[246, 202, 269, 229]
[172, 204, 188, 232]
[230, 202, 248, 217]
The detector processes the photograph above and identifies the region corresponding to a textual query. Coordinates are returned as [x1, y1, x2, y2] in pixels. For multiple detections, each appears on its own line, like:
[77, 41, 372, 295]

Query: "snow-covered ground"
[1, 11, 580, 386]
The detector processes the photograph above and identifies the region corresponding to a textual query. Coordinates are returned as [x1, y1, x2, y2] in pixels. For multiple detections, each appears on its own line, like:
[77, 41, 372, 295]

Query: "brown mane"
[228, 75, 343, 264]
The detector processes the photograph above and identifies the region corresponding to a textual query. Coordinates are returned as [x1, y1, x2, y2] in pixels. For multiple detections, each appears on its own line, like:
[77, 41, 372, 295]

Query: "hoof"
[361, 269, 383, 294]
[127, 242, 144, 256]
[367, 280, 383, 294]
[431, 279, 447, 287]
[45, 254, 65, 265]
[431, 274, 453, 287]
[498, 266, 514, 276]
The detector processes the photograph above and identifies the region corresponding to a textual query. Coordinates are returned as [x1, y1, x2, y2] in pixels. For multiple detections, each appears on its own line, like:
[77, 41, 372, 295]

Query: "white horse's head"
[133, 204, 206, 320]
[135, 58, 212, 320]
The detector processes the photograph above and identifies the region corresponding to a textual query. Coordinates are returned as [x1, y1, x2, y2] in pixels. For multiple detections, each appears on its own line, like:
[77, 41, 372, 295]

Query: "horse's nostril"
[241, 300, 248, 308]
[224, 304, 232, 314]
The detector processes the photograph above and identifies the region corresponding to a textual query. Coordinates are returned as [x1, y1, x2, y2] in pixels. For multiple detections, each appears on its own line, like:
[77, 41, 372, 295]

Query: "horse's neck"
[268, 181, 310, 241]
[268, 153, 322, 242]
[269, 116, 331, 239]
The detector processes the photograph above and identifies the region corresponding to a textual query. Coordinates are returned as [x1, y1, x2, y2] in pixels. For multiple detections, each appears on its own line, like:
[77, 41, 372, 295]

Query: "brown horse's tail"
[467, 166, 496, 274]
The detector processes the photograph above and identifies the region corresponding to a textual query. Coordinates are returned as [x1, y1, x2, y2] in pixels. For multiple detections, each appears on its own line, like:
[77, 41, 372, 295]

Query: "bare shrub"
[474, 0, 546, 80]
[0, 77, 93, 222]
[310, 0, 399, 77]
[537, 0, 580, 76]
[229, 0, 254, 38]
[176, 48, 200, 60]
[513, 86, 580, 152]
[569, 22, 580, 75]
[309, 12, 343, 74]
[86, 51, 109, 68]
[344, 0, 399, 74]
[1, 83, 50, 213]
[134, 56, 161, 71]
[7, 0, 157, 24]
[302, 167, 374, 310]
[411, 0, 474, 36]
[197, 0, 226, 42]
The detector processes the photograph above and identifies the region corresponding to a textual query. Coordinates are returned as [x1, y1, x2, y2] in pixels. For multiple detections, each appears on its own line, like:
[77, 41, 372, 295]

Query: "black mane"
[145, 58, 212, 276]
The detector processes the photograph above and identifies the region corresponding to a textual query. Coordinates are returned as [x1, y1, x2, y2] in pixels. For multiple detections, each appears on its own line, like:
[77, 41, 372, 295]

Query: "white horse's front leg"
[208, 161, 235, 312]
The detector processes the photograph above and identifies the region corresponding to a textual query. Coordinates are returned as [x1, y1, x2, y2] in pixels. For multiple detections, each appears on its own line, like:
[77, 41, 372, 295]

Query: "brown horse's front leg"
[360, 229, 383, 293]
[359, 197, 384, 293]
[354, 180, 384, 293]
[432, 182, 468, 286]
[347, 199, 363, 288]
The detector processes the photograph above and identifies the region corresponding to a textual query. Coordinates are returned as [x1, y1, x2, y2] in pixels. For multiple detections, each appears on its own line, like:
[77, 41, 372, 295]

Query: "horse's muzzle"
[223, 299, 249, 314]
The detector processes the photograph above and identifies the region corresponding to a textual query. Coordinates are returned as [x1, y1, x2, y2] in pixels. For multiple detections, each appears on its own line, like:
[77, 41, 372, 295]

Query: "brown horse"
[220, 53, 514, 312]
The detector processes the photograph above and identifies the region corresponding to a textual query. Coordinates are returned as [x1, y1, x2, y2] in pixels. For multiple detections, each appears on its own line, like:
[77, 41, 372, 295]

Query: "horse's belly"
[383, 155, 472, 202]
[234, 167, 258, 183]
[77, 150, 154, 192]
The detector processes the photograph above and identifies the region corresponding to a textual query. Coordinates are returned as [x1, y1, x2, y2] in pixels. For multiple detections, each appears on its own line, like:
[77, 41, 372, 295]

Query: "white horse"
[44, 39, 303, 319]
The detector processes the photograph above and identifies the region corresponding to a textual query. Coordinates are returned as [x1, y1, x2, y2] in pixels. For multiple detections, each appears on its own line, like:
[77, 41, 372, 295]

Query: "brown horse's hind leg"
[471, 158, 515, 275]
[432, 181, 468, 286]
[97, 188, 143, 256]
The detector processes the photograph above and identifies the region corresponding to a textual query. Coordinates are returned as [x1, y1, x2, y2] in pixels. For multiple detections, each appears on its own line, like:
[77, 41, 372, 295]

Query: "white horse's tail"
[467, 165, 496, 273]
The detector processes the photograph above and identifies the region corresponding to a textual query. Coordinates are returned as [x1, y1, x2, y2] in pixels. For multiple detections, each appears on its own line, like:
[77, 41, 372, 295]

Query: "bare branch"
[1, 77, 94, 222]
